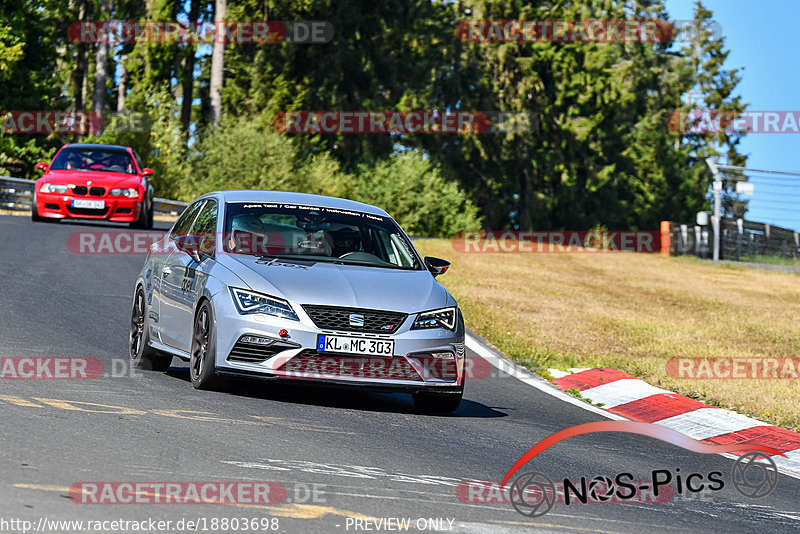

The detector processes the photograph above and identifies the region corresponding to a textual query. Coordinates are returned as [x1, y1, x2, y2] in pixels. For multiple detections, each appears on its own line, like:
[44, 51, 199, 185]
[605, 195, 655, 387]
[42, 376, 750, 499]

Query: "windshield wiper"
[256, 254, 296, 263]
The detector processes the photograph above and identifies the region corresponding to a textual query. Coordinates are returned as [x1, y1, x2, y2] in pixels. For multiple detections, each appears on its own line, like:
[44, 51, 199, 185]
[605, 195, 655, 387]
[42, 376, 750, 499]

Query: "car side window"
[191, 199, 218, 255]
[171, 201, 204, 238]
[132, 150, 144, 172]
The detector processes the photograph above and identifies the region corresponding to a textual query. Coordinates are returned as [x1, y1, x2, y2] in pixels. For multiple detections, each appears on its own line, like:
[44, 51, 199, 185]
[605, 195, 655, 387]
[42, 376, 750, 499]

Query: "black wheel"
[130, 286, 172, 371]
[190, 300, 219, 390]
[130, 197, 151, 229]
[412, 382, 464, 414]
[145, 200, 154, 229]
[31, 193, 45, 222]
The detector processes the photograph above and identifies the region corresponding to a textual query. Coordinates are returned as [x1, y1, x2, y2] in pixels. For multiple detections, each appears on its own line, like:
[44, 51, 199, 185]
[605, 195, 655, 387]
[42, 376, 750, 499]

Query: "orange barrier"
[660, 221, 671, 257]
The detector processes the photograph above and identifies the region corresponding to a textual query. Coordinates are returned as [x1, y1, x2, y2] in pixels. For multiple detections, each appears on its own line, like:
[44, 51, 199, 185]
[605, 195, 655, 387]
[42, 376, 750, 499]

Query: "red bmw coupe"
[32, 143, 155, 228]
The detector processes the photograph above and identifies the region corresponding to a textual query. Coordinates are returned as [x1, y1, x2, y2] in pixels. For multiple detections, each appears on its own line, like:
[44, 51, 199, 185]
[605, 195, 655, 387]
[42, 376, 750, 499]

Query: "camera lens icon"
[509, 471, 556, 517]
[732, 451, 779, 499]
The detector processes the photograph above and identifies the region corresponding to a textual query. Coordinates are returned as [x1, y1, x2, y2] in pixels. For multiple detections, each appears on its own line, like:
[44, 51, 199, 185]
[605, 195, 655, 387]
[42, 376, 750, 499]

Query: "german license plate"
[317, 334, 394, 356]
[72, 199, 105, 209]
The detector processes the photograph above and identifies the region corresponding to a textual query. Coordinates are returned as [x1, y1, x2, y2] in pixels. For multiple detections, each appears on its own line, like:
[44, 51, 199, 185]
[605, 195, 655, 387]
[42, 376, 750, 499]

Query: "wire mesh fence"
[664, 218, 800, 260]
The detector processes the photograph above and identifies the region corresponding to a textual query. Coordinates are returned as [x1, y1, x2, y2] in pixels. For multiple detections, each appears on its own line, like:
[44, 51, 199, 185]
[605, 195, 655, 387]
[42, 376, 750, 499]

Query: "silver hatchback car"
[130, 191, 466, 413]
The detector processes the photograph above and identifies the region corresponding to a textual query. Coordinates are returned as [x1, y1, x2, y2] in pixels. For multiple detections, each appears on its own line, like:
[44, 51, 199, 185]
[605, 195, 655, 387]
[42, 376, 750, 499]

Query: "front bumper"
[36, 191, 143, 222]
[213, 298, 465, 392]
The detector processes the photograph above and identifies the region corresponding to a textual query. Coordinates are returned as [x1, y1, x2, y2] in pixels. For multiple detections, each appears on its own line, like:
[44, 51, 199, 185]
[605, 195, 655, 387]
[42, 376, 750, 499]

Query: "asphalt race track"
[1, 213, 799, 534]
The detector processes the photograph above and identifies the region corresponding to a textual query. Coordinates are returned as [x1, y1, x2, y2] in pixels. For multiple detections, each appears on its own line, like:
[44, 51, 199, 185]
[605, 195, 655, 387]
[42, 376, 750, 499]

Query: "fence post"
[660, 221, 671, 257]
[736, 218, 743, 260]
[694, 226, 701, 257]
[680, 224, 688, 255]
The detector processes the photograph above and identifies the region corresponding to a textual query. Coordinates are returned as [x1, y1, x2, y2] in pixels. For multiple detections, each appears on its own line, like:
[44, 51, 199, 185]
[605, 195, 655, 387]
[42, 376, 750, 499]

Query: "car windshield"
[223, 202, 422, 270]
[50, 148, 136, 174]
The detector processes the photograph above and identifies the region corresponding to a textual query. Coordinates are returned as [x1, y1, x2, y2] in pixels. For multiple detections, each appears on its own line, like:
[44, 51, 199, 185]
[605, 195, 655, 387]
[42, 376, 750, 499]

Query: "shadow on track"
[164, 365, 507, 419]
[30, 217, 173, 231]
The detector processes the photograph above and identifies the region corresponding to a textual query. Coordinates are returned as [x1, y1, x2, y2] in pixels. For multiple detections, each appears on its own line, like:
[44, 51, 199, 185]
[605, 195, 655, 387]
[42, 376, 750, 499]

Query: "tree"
[72, 0, 89, 111]
[180, 0, 202, 133]
[680, 0, 748, 219]
[91, 0, 113, 119]
[209, 0, 226, 124]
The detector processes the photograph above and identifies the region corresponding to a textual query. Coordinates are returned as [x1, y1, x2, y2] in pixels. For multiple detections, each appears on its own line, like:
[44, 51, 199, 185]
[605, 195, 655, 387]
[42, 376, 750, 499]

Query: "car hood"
[41, 170, 140, 187]
[219, 254, 453, 313]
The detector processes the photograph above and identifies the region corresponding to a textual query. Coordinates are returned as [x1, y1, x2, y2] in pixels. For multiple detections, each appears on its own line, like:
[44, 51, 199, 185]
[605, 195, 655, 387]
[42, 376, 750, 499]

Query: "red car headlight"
[40, 183, 68, 193]
[110, 188, 139, 198]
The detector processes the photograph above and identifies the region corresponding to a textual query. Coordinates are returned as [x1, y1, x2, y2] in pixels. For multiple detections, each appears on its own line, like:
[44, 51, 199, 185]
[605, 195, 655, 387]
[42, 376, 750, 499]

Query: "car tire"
[145, 201, 154, 229]
[412, 383, 464, 414]
[31, 193, 45, 222]
[190, 300, 219, 390]
[130, 286, 172, 371]
[130, 198, 151, 229]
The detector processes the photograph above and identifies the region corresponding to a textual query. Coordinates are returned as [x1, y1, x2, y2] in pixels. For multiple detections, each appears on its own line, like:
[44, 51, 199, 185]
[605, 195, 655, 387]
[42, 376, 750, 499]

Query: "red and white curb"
[549, 367, 800, 476]
[464, 331, 800, 480]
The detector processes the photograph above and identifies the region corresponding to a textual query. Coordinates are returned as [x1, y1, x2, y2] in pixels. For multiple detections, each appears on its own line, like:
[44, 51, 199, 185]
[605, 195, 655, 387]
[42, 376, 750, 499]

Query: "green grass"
[740, 254, 800, 266]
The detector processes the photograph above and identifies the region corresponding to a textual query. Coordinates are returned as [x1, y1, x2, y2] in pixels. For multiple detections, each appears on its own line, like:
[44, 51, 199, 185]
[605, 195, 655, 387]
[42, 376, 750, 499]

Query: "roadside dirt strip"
[549, 367, 800, 476]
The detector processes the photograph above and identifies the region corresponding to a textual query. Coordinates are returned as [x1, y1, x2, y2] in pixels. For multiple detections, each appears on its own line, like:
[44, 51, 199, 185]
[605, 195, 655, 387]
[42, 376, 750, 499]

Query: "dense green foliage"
[0, 0, 746, 235]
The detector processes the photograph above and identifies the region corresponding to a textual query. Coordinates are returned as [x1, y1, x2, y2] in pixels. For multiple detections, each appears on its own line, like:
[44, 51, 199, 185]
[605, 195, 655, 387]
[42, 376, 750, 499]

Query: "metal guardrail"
[0, 176, 188, 216]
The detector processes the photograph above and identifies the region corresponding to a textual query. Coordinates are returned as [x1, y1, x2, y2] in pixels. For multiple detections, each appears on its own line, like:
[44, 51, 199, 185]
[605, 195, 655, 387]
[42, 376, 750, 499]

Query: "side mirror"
[34, 162, 48, 171]
[424, 256, 450, 277]
[141, 168, 154, 180]
[173, 235, 202, 263]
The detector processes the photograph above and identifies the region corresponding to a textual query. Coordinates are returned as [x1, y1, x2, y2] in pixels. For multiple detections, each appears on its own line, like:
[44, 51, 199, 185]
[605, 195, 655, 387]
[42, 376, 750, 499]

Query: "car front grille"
[227, 336, 299, 363]
[72, 186, 87, 195]
[276, 350, 423, 381]
[90, 187, 105, 197]
[301, 305, 406, 334]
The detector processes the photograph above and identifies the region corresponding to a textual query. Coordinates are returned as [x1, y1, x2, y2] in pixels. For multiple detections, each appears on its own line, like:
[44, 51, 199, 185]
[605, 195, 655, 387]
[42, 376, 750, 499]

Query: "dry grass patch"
[415, 239, 800, 431]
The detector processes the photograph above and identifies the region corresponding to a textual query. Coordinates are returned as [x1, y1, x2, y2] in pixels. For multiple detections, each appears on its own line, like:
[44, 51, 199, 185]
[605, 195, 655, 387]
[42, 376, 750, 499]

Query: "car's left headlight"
[110, 188, 139, 198]
[411, 307, 456, 331]
[229, 287, 299, 321]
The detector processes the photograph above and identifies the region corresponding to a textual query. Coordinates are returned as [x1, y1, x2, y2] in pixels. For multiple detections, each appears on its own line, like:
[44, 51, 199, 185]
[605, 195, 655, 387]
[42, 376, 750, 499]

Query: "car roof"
[63, 143, 130, 151]
[206, 190, 390, 217]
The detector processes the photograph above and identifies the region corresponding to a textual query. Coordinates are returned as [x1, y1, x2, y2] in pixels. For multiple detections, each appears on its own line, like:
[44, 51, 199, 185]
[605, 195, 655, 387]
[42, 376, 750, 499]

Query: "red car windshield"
[50, 148, 136, 174]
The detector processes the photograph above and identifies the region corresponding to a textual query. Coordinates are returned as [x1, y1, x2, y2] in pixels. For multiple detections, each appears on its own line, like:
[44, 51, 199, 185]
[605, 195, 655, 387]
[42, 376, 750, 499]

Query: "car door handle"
[162, 267, 171, 275]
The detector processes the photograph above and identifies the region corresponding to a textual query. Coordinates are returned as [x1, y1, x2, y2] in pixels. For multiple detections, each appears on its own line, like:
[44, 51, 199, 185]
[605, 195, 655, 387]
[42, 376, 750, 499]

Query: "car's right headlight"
[411, 307, 457, 331]
[40, 183, 68, 193]
[229, 287, 299, 321]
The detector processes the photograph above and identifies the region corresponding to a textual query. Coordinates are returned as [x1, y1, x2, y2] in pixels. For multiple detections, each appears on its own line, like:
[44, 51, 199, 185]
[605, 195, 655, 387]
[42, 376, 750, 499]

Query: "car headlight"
[229, 288, 299, 321]
[110, 188, 139, 198]
[40, 183, 67, 193]
[411, 307, 457, 330]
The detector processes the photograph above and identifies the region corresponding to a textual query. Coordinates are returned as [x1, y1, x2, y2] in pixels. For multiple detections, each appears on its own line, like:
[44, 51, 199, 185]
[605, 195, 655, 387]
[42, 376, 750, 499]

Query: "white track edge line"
[464, 334, 625, 420]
